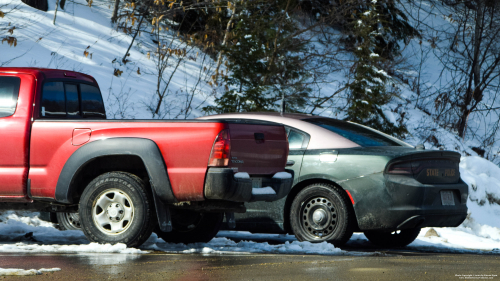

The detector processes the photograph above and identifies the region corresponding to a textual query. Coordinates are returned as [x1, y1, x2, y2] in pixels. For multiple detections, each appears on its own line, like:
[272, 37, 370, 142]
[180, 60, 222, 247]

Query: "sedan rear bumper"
[204, 168, 293, 202]
[344, 173, 468, 231]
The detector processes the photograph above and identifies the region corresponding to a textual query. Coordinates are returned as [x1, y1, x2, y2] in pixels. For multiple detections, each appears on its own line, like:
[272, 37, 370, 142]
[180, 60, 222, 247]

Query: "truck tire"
[290, 183, 354, 246]
[79, 172, 154, 248]
[364, 228, 421, 248]
[155, 210, 223, 244]
[56, 212, 82, 231]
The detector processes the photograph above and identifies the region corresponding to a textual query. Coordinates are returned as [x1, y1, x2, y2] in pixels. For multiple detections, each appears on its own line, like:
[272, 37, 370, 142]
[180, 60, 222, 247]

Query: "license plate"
[441, 191, 455, 206]
[252, 178, 262, 189]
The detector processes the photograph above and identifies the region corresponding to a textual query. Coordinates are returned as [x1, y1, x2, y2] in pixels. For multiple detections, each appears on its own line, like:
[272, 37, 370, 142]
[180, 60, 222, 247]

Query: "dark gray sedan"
[200, 113, 468, 247]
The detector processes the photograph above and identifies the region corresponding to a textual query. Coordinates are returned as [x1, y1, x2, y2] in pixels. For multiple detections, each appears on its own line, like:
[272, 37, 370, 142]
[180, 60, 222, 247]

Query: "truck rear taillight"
[208, 129, 231, 167]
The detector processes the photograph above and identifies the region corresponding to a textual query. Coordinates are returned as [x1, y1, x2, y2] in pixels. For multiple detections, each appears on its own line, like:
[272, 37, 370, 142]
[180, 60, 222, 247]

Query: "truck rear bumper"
[204, 168, 293, 202]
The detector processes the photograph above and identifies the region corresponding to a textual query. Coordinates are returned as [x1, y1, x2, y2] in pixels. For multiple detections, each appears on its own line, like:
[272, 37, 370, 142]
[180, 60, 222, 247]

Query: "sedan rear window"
[304, 118, 401, 147]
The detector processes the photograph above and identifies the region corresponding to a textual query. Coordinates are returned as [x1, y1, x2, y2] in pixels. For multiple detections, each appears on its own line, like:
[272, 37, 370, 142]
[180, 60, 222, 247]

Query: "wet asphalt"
[0, 250, 499, 280]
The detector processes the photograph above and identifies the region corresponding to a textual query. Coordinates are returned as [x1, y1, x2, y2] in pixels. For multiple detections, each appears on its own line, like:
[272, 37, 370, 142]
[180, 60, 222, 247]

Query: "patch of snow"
[410, 227, 500, 253]
[383, 109, 397, 124]
[0, 242, 147, 254]
[146, 235, 356, 256]
[251, 186, 276, 195]
[273, 172, 292, 179]
[234, 172, 250, 179]
[0, 212, 146, 254]
[369, 53, 379, 57]
[0, 268, 61, 276]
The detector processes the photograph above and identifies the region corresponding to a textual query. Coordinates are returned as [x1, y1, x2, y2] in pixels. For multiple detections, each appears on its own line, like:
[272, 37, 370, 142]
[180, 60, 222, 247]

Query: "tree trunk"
[458, 0, 484, 138]
[122, 16, 144, 64]
[215, 7, 236, 83]
[111, 0, 120, 23]
[53, 0, 60, 25]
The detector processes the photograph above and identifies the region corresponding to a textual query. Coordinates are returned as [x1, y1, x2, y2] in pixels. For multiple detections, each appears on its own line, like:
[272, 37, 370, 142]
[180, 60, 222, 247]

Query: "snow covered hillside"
[1, 0, 217, 119]
[0, 0, 499, 255]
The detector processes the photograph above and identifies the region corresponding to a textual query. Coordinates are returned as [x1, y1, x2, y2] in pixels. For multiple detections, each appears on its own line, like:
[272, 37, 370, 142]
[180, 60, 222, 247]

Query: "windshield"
[304, 118, 401, 147]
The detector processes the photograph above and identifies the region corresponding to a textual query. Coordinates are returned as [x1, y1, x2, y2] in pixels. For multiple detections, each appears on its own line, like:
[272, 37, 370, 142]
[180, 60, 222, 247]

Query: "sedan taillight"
[208, 129, 231, 167]
[386, 161, 413, 175]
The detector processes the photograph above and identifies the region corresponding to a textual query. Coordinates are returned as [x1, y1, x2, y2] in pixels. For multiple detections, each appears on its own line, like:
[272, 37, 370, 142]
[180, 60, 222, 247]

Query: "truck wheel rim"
[92, 189, 135, 235]
[300, 196, 337, 240]
[65, 212, 81, 229]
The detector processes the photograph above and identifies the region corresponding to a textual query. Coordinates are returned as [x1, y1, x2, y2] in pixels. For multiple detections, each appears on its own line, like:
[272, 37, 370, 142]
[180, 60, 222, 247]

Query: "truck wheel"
[79, 172, 154, 248]
[364, 228, 421, 248]
[57, 212, 81, 230]
[290, 183, 354, 246]
[155, 209, 223, 244]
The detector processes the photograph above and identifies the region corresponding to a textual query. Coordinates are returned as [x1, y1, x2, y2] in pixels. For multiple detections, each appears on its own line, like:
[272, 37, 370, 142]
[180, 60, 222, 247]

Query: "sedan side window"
[288, 130, 305, 149]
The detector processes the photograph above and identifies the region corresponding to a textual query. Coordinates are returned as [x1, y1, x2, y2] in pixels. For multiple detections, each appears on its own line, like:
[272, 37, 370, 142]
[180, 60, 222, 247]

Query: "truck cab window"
[0, 77, 21, 118]
[80, 84, 105, 119]
[41, 82, 66, 118]
[65, 84, 80, 118]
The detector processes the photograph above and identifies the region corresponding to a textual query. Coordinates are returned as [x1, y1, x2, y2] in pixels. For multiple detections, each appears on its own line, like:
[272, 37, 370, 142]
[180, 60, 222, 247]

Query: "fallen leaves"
[2, 36, 17, 47]
[113, 68, 123, 77]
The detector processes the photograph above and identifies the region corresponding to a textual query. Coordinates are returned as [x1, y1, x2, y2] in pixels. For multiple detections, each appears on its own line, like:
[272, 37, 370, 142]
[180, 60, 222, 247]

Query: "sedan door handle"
[286, 160, 295, 167]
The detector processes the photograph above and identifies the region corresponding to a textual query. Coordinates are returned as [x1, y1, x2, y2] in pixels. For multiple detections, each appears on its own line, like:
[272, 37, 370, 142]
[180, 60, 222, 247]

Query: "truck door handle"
[286, 160, 295, 167]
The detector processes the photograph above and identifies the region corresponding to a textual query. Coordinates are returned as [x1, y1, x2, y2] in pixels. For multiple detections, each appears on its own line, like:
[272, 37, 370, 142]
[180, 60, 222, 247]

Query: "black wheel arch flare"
[55, 137, 177, 204]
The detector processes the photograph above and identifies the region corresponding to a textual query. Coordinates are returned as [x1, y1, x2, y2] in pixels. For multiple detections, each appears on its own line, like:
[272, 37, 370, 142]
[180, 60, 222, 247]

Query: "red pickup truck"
[0, 67, 292, 247]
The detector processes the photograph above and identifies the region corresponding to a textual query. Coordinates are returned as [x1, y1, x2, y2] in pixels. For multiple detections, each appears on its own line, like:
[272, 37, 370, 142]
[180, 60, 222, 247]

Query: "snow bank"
[273, 172, 292, 179]
[0, 268, 60, 276]
[234, 172, 250, 179]
[459, 156, 500, 233]
[0, 242, 146, 254]
[0, 212, 146, 254]
[146, 236, 351, 256]
[410, 227, 500, 253]
[251, 186, 276, 195]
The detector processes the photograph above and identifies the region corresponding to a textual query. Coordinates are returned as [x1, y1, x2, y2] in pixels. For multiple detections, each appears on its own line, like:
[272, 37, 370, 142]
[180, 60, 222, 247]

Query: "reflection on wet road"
[0, 251, 499, 280]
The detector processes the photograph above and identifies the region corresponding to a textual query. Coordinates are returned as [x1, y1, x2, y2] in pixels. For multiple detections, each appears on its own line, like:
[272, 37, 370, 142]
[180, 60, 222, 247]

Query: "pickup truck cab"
[0, 68, 293, 247]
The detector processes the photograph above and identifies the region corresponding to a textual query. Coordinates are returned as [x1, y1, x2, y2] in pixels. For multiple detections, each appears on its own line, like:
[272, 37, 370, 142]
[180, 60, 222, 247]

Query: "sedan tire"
[79, 172, 154, 248]
[290, 183, 354, 246]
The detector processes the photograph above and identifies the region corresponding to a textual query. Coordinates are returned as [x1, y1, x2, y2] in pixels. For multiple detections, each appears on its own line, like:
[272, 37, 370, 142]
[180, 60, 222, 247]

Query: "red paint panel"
[29, 121, 226, 201]
[0, 72, 36, 201]
[72, 128, 91, 146]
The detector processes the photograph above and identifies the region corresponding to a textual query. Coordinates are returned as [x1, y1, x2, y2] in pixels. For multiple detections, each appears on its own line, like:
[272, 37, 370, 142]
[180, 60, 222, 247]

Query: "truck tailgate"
[227, 123, 288, 175]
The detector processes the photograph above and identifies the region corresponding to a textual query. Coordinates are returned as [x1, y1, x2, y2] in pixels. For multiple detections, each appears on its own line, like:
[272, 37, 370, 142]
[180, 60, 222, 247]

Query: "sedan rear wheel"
[290, 183, 354, 246]
[364, 228, 421, 248]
